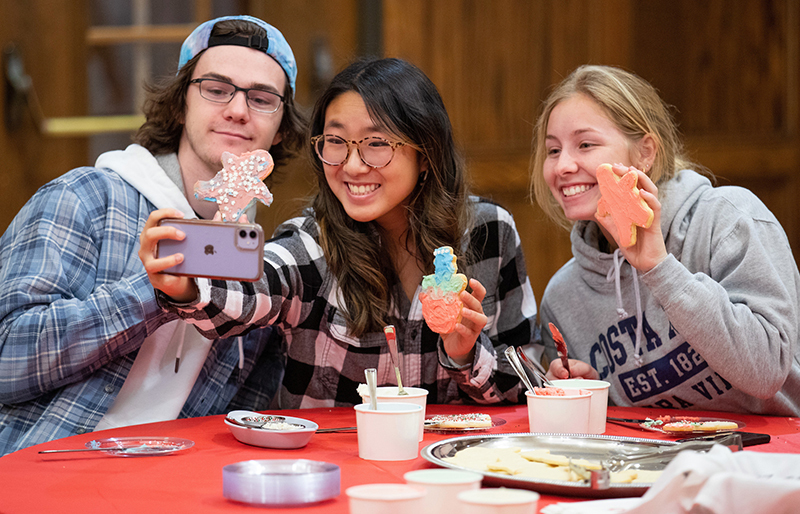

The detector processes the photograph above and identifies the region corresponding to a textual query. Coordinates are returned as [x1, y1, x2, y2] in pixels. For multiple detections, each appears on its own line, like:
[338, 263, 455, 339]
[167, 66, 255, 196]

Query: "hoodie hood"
[95, 144, 197, 218]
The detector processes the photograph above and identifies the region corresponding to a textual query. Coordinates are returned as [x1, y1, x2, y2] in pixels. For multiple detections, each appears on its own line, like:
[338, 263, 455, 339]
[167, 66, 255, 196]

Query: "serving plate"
[225, 410, 318, 449]
[85, 437, 194, 456]
[422, 433, 679, 498]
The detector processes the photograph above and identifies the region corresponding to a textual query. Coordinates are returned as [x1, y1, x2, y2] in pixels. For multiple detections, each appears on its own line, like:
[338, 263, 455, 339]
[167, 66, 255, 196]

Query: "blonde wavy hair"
[530, 64, 700, 229]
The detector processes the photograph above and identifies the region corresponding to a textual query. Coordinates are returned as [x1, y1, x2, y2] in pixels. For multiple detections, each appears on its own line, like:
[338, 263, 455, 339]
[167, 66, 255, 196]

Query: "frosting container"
[355, 402, 422, 460]
[526, 388, 592, 433]
[547, 379, 611, 434]
[222, 459, 339, 506]
[359, 386, 429, 441]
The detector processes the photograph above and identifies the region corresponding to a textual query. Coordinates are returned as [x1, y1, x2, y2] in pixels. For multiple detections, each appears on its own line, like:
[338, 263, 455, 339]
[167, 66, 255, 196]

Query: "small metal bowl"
[223, 459, 340, 506]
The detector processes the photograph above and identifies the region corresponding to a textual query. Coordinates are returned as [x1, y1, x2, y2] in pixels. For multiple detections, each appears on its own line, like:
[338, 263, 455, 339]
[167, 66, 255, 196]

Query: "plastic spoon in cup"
[383, 325, 408, 395]
[503, 346, 536, 394]
[364, 368, 378, 410]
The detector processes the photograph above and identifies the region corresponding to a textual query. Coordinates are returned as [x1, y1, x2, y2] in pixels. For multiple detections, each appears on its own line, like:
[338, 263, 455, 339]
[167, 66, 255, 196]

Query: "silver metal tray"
[421, 433, 678, 498]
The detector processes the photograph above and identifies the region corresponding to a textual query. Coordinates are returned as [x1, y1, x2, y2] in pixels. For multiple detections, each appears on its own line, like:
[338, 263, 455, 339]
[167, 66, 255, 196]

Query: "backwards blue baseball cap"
[178, 15, 297, 96]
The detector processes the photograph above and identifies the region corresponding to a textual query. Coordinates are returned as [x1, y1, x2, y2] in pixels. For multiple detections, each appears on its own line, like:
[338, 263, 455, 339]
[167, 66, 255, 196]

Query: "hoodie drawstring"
[606, 249, 644, 366]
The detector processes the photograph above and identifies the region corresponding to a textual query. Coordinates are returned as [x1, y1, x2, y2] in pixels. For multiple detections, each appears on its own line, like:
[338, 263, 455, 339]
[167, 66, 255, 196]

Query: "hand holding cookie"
[418, 247, 487, 365]
[441, 278, 488, 366]
[419, 246, 468, 334]
[594, 163, 667, 272]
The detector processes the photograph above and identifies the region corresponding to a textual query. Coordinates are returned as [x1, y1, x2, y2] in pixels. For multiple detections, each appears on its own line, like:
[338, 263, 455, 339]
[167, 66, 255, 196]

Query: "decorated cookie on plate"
[595, 163, 654, 247]
[419, 246, 468, 334]
[194, 150, 274, 222]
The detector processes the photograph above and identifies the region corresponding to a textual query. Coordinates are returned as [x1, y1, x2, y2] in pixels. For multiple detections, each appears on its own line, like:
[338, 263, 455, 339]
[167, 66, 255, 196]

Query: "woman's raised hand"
[594, 165, 668, 272]
[546, 357, 600, 380]
[138, 208, 198, 303]
[442, 278, 489, 366]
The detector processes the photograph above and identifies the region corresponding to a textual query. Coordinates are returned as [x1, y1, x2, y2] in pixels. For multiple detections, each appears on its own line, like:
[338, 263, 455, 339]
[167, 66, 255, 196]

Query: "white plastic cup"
[354, 402, 422, 461]
[547, 379, 611, 434]
[360, 386, 429, 441]
[457, 487, 540, 514]
[347, 483, 426, 514]
[404, 469, 482, 512]
[525, 388, 592, 433]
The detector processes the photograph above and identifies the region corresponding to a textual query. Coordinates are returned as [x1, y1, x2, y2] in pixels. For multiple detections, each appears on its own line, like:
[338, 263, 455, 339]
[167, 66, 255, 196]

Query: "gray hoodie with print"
[541, 169, 800, 416]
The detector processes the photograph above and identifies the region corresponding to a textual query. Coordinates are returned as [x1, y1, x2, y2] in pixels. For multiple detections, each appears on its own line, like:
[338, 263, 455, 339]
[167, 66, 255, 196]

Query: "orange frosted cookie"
[194, 150, 274, 222]
[595, 163, 654, 247]
[419, 246, 468, 333]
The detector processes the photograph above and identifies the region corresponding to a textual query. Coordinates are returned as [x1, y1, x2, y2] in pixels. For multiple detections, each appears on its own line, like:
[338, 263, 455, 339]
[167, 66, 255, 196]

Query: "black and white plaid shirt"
[164, 197, 539, 408]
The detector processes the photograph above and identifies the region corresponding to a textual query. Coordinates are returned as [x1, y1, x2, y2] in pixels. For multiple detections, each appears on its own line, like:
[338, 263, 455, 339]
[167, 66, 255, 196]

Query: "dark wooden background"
[2, 0, 798, 305]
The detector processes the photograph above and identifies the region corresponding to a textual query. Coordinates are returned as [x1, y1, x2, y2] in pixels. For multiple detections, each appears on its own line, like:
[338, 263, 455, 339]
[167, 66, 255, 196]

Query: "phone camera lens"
[239, 230, 247, 238]
[249, 230, 257, 239]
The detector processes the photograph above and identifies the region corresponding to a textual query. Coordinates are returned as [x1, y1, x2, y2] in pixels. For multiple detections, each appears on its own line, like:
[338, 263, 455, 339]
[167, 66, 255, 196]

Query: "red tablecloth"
[1, 405, 798, 513]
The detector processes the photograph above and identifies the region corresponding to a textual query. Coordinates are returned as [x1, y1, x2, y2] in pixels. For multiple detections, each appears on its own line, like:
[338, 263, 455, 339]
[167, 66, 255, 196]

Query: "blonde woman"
[531, 64, 800, 416]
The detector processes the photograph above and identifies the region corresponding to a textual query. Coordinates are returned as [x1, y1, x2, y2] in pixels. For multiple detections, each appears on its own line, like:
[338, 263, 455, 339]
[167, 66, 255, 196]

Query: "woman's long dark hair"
[309, 58, 470, 336]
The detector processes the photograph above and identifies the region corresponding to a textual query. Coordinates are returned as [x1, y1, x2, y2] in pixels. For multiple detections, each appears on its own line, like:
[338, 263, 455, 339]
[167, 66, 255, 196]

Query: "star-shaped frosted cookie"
[194, 150, 274, 222]
[595, 163, 654, 247]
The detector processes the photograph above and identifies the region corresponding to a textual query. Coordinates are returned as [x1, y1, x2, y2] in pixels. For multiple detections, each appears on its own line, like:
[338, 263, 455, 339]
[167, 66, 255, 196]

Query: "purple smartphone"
[156, 219, 264, 281]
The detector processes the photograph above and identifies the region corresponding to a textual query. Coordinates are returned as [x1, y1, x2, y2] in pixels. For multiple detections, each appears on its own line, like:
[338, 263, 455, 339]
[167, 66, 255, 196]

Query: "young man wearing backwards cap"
[0, 15, 306, 456]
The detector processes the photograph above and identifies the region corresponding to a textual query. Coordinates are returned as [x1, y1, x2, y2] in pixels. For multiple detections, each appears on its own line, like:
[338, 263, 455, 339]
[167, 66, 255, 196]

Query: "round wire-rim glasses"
[190, 78, 284, 114]
[311, 134, 406, 168]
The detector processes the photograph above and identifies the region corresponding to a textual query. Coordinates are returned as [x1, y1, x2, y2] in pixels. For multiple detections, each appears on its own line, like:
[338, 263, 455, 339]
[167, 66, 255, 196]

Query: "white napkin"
[542, 445, 800, 514]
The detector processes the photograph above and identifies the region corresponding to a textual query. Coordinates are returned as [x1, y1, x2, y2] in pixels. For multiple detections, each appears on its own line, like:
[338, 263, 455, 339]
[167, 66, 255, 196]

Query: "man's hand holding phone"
[139, 209, 198, 303]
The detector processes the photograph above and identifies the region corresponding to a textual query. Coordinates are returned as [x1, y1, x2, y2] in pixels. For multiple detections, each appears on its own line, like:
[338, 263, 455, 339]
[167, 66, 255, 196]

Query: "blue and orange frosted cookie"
[419, 246, 468, 334]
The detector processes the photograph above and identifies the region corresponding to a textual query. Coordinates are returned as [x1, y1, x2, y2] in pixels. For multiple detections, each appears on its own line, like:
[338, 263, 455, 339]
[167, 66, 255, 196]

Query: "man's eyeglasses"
[190, 78, 284, 114]
[311, 134, 405, 168]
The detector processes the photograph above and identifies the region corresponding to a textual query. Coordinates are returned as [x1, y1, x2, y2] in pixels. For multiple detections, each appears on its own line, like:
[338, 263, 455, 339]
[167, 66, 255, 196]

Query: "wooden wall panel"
[636, 0, 792, 135]
[632, 0, 800, 252]
[0, 0, 89, 234]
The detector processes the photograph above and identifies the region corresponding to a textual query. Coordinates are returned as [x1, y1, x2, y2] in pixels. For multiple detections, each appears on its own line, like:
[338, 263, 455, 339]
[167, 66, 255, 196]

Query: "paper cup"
[404, 469, 482, 512]
[347, 483, 425, 514]
[547, 379, 610, 434]
[525, 388, 592, 433]
[354, 402, 422, 461]
[457, 487, 539, 514]
[360, 386, 429, 441]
